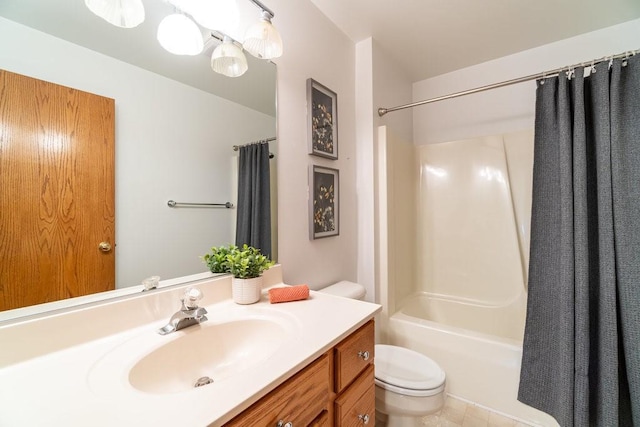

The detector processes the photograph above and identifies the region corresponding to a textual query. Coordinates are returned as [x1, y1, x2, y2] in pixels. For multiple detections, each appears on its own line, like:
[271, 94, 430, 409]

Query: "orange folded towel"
[269, 284, 310, 304]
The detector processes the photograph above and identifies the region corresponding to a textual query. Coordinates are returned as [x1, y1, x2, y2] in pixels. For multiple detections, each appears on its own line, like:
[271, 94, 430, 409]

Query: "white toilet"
[318, 281, 447, 427]
[374, 344, 446, 426]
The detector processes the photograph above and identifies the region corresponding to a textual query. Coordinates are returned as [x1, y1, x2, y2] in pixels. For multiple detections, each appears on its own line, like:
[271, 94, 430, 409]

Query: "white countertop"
[0, 268, 381, 427]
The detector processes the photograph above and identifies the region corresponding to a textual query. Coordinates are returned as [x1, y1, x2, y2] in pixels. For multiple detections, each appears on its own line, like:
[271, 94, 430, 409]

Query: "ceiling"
[310, 0, 640, 81]
[2, 0, 639, 103]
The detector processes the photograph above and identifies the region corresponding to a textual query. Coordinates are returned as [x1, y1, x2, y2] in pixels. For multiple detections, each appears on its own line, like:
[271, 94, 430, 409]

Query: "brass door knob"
[99, 242, 112, 252]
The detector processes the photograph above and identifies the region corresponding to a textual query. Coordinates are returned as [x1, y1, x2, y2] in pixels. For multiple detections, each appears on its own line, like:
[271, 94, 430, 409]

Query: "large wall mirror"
[0, 0, 277, 320]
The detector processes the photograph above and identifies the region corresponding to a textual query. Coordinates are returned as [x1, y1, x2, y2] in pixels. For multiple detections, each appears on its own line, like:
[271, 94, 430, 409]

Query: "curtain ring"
[622, 52, 630, 67]
[539, 71, 546, 85]
[590, 60, 596, 74]
[565, 67, 575, 80]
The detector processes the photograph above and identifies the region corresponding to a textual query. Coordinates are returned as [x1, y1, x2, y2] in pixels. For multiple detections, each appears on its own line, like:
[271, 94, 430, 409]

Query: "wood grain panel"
[334, 365, 375, 427]
[334, 320, 375, 392]
[0, 69, 115, 311]
[224, 354, 331, 427]
[309, 410, 330, 426]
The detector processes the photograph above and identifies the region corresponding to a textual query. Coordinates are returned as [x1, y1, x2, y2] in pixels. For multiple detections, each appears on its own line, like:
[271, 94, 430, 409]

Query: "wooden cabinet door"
[334, 365, 375, 427]
[225, 354, 331, 427]
[0, 70, 115, 311]
[334, 321, 375, 392]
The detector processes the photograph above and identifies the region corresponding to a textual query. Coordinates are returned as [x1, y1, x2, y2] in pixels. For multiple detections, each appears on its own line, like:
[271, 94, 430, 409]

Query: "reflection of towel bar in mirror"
[167, 200, 234, 208]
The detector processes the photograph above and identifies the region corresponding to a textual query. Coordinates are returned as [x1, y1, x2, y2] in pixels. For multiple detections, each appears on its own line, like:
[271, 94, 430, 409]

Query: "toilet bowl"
[318, 282, 446, 427]
[374, 344, 446, 426]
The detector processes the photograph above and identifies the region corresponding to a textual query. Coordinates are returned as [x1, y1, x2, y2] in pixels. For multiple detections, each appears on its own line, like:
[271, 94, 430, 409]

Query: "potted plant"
[202, 244, 273, 304]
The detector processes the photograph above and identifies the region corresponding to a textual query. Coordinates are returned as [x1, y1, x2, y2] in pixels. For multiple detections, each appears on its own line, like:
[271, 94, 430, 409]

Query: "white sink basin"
[129, 318, 288, 394]
[88, 307, 298, 396]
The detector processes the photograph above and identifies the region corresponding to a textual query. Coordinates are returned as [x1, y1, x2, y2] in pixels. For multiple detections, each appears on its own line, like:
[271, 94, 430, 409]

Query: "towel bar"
[167, 200, 234, 208]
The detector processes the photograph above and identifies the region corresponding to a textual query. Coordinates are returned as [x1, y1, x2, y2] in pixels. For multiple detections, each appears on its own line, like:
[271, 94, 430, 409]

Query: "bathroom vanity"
[0, 266, 380, 426]
[225, 320, 375, 426]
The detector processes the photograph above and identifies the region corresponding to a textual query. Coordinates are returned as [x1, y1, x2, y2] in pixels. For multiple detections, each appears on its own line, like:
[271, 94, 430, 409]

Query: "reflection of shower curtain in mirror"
[235, 143, 271, 258]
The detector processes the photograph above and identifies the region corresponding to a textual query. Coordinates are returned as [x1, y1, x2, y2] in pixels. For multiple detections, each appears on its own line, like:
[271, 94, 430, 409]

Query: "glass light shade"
[243, 12, 283, 59]
[85, 0, 145, 28]
[170, 0, 239, 34]
[157, 14, 204, 56]
[211, 37, 248, 78]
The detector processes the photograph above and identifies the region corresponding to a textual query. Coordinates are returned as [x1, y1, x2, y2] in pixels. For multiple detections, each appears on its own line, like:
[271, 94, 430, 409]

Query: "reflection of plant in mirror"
[202, 244, 235, 273]
[202, 244, 273, 279]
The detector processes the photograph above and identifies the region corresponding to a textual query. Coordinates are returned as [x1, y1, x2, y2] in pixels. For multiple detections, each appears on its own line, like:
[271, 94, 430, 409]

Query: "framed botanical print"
[309, 165, 339, 239]
[307, 78, 338, 160]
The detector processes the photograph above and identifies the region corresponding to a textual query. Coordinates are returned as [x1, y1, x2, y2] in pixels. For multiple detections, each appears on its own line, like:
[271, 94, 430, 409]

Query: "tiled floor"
[375, 395, 533, 427]
[419, 396, 532, 427]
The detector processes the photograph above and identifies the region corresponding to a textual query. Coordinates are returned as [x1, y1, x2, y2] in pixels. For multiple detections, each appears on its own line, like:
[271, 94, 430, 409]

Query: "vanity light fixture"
[84, 0, 145, 28]
[211, 35, 249, 78]
[85, 0, 282, 77]
[157, 13, 204, 56]
[243, 9, 283, 59]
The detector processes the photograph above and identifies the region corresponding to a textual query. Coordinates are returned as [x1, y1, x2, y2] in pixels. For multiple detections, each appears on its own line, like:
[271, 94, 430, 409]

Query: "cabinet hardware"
[358, 350, 370, 361]
[358, 413, 370, 424]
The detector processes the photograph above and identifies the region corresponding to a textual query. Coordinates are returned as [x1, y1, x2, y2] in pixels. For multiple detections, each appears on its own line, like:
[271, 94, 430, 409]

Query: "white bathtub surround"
[0, 265, 381, 426]
[377, 127, 557, 425]
[417, 132, 532, 306]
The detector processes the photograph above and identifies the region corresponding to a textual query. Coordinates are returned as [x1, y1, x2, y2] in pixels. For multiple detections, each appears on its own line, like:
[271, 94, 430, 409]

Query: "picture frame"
[309, 165, 339, 239]
[307, 78, 338, 160]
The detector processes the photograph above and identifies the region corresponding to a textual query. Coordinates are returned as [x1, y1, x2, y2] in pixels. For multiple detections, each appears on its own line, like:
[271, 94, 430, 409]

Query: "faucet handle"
[183, 287, 203, 309]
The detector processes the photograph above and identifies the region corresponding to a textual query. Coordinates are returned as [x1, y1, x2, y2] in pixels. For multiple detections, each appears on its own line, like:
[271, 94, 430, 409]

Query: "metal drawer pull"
[358, 350, 370, 361]
[276, 421, 292, 427]
[358, 414, 370, 424]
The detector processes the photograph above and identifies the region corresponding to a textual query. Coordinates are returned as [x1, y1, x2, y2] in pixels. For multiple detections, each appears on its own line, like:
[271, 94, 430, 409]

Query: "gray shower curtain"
[235, 142, 271, 258]
[518, 54, 640, 426]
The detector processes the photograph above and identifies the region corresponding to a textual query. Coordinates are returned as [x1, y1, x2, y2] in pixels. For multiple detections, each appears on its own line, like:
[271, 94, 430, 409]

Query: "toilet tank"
[319, 281, 366, 300]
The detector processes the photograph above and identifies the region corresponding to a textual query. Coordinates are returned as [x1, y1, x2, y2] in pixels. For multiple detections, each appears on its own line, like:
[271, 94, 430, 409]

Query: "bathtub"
[388, 292, 558, 426]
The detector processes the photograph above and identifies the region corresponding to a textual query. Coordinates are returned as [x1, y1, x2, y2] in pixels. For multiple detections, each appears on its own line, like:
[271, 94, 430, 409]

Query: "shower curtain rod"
[233, 137, 276, 158]
[378, 49, 638, 117]
[232, 136, 276, 151]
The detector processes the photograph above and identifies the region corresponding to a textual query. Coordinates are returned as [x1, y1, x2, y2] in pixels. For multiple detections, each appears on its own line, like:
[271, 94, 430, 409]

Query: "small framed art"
[307, 78, 338, 159]
[309, 165, 339, 239]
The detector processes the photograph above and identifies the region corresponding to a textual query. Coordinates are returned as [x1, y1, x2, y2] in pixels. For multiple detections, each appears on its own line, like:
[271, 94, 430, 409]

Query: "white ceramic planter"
[232, 276, 263, 304]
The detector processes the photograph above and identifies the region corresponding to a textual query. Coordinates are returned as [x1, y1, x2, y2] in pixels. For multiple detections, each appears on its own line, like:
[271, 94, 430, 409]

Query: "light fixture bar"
[248, 0, 274, 18]
[209, 31, 243, 47]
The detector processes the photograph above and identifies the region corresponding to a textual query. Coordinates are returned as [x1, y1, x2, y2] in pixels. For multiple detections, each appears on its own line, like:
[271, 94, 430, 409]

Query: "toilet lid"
[374, 344, 445, 391]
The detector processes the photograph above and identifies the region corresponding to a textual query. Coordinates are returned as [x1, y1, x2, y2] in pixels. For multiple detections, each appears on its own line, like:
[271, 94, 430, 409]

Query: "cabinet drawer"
[334, 320, 374, 392]
[334, 364, 375, 427]
[224, 354, 330, 427]
[309, 410, 330, 426]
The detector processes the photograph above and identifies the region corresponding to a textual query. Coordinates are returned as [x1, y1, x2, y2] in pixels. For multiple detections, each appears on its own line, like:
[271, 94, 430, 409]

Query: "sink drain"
[194, 376, 214, 388]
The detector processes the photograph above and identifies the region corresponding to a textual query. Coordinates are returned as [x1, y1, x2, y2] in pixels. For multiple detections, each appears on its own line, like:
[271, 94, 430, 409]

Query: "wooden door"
[0, 70, 115, 311]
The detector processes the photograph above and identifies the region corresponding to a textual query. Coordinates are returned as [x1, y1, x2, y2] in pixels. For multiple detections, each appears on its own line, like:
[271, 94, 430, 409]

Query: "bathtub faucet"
[157, 287, 208, 335]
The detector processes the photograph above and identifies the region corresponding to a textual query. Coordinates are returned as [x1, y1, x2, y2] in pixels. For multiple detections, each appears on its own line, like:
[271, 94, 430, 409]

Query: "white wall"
[413, 18, 640, 145]
[355, 38, 414, 303]
[0, 17, 275, 287]
[355, 39, 376, 303]
[268, 0, 359, 291]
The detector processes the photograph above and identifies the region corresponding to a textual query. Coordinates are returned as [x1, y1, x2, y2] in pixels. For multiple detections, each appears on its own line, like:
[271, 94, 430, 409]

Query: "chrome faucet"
[157, 287, 208, 335]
